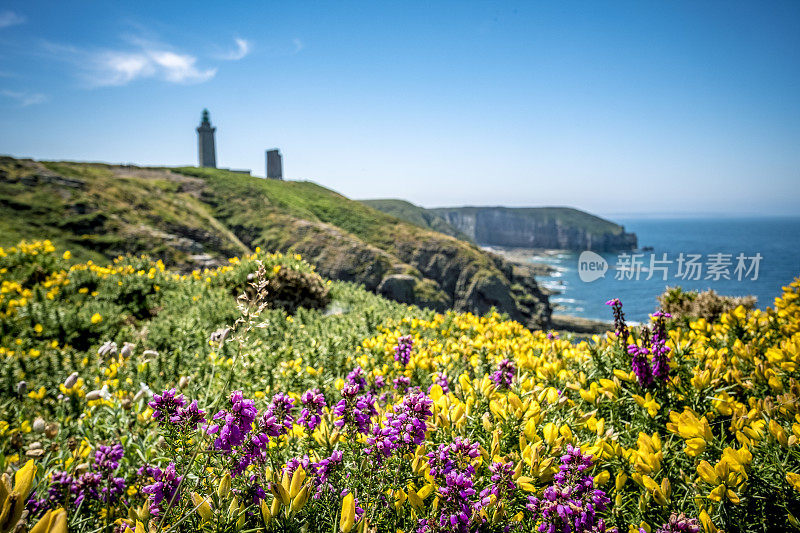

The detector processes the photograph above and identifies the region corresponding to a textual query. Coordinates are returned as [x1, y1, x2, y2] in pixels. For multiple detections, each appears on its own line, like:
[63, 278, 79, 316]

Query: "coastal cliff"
[432, 206, 637, 251]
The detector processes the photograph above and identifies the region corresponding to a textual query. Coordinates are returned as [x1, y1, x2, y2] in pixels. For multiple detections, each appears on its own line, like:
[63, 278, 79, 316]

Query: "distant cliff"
[432, 207, 636, 251]
[362, 201, 637, 252]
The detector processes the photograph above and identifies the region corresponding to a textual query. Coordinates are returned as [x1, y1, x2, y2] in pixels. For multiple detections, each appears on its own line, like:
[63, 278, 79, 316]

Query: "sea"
[528, 217, 800, 323]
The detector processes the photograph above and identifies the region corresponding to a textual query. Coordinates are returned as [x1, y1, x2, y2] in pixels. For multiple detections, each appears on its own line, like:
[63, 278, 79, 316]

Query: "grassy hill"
[0, 156, 551, 328]
[360, 199, 472, 241]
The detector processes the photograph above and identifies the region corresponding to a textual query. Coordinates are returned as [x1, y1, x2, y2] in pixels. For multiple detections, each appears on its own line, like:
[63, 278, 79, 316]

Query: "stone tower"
[196, 109, 217, 168]
[266, 149, 283, 179]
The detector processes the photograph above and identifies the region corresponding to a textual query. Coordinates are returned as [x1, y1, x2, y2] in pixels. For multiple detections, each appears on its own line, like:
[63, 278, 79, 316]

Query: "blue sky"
[0, 1, 798, 217]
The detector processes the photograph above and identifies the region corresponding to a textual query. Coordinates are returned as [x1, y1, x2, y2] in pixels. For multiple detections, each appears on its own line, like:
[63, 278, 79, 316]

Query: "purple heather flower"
[365, 423, 397, 463]
[229, 393, 294, 476]
[526, 444, 613, 533]
[150, 389, 206, 430]
[206, 391, 258, 452]
[345, 366, 367, 392]
[394, 335, 413, 366]
[366, 391, 433, 462]
[33, 442, 127, 512]
[231, 429, 271, 477]
[149, 388, 186, 425]
[72, 472, 102, 507]
[94, 443, 124, 473]
[655, 513, 701, 533]
[263, 392, 295, 436]
[48, 470, 74, 501]
[490, 359, 515, 389]
[436, 471, 477, 532]
[479, 460, 516, 504]
[284, 455, 312, 479]
[138, 463, 160, 479]
[311, 450, 343, 498]
[176, 400, 206, 429]
[235, 475, 268, 506]
[628, 343, 655, 388]
[393, 376, 411, 392]
[25, 497, 48, 518]
[298, 388, 326, 431]
[141, 462, 183, 517]
[431, 372, 450, 394]
[102, 476, 127, 505]
[333, 383, 373, 434]
[424, 440, 483, 533]
[650, 312, 672, 382]
[606, 298, 629, 341]
[394, 392, 433, 446]
[427, 437, 481, 480]
[373, 375, 387, 391]
[26, 470, 75, 516]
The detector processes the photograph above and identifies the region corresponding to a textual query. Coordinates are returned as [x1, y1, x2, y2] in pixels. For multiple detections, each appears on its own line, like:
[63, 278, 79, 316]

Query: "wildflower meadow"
[1, 240, 799, 533]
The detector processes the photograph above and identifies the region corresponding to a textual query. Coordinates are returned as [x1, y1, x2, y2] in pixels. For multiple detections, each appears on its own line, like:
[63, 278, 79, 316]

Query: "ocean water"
[533, 217, 800, 322]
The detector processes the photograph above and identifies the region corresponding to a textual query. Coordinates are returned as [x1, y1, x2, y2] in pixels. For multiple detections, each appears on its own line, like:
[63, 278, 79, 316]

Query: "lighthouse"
[196, 109, 217, 168]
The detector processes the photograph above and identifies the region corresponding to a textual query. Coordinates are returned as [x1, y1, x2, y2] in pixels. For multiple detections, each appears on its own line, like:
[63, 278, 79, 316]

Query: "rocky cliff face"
[433, 207, 637, 251]
[217, 199, 553, 330]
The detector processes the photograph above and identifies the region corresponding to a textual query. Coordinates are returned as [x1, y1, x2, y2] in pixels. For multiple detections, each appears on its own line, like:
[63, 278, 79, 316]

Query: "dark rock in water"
[377, 274, 416, 304]
[551, 315, 612, 335]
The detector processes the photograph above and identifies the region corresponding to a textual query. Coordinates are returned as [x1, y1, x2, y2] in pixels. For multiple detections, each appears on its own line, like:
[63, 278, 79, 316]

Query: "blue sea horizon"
[532, 216, 800, 323]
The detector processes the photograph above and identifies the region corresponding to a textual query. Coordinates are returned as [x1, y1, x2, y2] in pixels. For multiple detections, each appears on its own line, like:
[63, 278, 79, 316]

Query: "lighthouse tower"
[196, 109, 217, 168]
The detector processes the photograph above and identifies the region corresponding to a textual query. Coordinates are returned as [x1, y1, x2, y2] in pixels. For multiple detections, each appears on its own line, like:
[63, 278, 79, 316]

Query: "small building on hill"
[266, 149, 283, 179]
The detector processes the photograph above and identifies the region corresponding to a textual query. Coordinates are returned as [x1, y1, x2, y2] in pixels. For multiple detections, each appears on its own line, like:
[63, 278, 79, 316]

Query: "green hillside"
[0, 156, 551, 328]
[360, 199, 472, 241]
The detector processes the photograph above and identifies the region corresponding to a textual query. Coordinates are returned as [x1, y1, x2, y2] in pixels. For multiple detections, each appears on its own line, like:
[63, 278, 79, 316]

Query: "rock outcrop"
[377, 274, 416, 304]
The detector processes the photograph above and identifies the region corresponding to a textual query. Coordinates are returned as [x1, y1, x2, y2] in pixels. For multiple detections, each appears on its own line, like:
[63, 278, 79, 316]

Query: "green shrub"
[657, 286, 757, 324]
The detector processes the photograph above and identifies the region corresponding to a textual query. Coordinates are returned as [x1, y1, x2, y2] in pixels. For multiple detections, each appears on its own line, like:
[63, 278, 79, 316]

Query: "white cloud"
[217, 38, 250, 61]
[0, 10, 25, 29]
[44, 39, 218, 87]
[292, 38, 304, 54]
[148, 50, 216, 82]
[95, 51, 155, 86]
[93, 49, 216, 86]
[1, 90, 48, 106]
